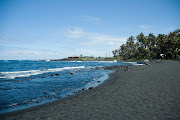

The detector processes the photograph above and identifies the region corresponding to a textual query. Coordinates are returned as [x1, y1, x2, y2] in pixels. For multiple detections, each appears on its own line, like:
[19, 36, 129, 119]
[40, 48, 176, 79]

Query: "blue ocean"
[0, 60, 141, 114]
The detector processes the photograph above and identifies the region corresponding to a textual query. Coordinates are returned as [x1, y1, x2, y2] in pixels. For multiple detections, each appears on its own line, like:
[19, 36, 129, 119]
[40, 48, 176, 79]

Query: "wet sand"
[1, 60, 180, 120]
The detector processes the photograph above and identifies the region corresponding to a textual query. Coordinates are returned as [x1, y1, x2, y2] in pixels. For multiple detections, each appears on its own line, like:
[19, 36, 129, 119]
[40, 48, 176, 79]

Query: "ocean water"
[0, 60, 141, 114]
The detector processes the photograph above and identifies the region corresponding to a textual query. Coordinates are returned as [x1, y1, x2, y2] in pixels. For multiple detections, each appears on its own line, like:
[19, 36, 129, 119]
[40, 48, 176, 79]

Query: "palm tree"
[126, 36, 135, 59]
[119, 44, 128, 60]
[137, 32, 146, 48]
[112, 49, 118, 57]
[156, 34, 166, 58]
[147, 33, 156, 58]
[113, 29, 180, 60]
[165, 30, 180, 59]
[112, 50, 116, 57]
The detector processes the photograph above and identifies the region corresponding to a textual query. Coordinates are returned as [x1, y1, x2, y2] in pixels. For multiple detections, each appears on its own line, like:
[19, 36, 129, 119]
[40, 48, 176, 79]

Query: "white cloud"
[66, 27, 84, 38]
[139, 25, 152, 29]
[0, 27, 128, 59]
[0, 48, 63, 60]
[66, 27, 127, 48]
[64, 27, 127, 57]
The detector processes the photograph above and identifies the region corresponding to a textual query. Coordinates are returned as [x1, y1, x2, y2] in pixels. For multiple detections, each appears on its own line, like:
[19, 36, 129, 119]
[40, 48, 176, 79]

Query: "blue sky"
[0, 0, 180, 60]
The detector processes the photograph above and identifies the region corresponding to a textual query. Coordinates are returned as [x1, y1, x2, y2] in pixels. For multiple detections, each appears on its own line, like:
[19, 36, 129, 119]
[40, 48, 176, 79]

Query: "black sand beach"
[1, 60, 180, 120]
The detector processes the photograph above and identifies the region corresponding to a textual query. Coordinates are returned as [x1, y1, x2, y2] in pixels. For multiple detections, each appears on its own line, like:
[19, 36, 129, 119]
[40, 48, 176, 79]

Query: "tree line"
[112, 29, 180, 60]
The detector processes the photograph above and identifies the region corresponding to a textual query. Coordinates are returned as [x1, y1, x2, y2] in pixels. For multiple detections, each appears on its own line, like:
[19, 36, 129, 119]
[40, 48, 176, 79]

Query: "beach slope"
[1, 60, 180, 120]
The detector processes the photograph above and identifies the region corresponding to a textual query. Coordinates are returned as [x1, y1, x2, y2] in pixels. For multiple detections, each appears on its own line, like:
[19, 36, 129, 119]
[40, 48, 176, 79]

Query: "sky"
[0, 0, 180, 60]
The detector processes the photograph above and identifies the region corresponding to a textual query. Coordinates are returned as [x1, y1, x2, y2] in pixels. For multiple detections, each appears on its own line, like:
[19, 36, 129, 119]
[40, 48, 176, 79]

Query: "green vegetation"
[112, 29, 180, 60]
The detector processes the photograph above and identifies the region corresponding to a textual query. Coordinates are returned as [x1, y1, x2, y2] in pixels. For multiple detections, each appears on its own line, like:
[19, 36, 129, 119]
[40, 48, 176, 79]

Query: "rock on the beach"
[74, 91, 78, 93]
[82, 88, 87, 91]
[89, 87, 94, 89]
[97, 81, 101, 83]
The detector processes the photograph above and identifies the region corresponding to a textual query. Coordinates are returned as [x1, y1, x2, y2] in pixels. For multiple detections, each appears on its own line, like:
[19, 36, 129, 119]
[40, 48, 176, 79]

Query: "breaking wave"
[0, 66, 85, 79]
[123, 62, 144, 66]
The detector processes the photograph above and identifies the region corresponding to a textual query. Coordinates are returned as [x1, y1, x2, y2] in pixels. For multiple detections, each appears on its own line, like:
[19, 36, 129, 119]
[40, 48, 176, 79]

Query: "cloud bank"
[66, 27, 127, 48]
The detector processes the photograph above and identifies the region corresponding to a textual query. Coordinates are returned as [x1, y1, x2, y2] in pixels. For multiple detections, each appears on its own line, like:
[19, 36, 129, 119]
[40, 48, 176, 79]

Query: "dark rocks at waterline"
[74, 91, 78, 93]
[89, 87, 94, 89]
[97, 81, 101, 83]
[73, 89, 82, 94]
[55, 73, 60, 75]
[82, 88, 87, 91]
[71, 72, 76, 75]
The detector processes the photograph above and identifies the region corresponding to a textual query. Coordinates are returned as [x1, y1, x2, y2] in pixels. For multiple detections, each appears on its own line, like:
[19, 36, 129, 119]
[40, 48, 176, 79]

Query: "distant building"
[68, 55, 79, 58]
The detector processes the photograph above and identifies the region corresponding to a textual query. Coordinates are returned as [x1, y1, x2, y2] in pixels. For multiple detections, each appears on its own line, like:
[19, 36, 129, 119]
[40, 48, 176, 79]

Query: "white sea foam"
[123, 62, 144, 66]
[0, 66, 85, 79]
[134, 64, 144, 66]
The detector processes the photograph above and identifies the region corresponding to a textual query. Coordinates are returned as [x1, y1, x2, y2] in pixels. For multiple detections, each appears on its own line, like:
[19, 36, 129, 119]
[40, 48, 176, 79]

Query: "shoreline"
[1, 60, 180, 120]
[0, 65, 120, 115]
[0, 61, 134, 114]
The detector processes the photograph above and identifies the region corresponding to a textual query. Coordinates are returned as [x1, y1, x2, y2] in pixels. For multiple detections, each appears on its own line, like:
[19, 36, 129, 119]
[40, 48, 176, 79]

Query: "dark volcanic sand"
[1, 60, 180, 120]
